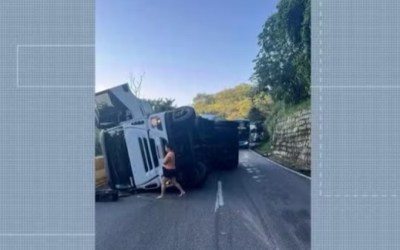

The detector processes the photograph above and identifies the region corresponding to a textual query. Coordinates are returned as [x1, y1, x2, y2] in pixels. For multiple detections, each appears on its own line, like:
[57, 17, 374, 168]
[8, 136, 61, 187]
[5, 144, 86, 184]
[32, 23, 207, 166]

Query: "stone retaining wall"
[272, 109, 311, 170]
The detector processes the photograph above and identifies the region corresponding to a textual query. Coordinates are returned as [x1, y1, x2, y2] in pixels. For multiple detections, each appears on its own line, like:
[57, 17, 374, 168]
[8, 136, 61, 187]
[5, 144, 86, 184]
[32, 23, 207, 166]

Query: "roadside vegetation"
[193, 84, 254, 120]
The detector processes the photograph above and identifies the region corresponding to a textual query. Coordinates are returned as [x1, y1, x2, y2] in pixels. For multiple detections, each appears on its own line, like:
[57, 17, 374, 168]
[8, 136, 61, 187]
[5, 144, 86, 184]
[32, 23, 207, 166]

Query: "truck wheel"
[172, 106, 195, 123]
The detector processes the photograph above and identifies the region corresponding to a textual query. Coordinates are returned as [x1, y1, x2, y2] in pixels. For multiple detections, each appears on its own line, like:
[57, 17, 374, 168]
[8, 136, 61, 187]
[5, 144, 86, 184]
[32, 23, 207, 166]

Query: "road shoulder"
[250, 149, 311, 180]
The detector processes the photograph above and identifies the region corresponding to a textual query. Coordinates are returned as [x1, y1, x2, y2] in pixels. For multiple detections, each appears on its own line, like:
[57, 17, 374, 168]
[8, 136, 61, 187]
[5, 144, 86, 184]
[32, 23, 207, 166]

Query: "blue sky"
[96, 0, 278, 106]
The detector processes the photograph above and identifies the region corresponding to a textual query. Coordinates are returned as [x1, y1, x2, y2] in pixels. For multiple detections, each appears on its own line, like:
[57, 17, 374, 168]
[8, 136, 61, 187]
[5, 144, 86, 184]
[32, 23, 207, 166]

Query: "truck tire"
[172, 106, 196, 123]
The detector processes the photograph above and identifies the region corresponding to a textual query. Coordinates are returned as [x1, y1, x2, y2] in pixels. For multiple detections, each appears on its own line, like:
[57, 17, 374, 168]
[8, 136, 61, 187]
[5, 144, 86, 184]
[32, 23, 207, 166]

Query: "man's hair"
[165, 143, 173, 151]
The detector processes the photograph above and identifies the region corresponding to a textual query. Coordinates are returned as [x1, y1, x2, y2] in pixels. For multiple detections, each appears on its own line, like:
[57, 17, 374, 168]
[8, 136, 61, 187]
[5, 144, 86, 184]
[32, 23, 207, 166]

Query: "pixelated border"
[16, 44, 94, 88]
[313, 1, 397, 198]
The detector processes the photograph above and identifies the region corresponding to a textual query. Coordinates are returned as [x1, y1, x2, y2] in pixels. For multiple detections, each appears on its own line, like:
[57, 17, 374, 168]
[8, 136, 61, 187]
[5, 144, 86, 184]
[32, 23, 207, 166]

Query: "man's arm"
[163, 153, 170, 165]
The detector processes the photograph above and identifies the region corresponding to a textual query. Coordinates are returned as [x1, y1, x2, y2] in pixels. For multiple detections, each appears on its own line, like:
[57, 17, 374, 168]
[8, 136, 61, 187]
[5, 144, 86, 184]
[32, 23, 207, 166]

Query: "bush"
[264, 101, 286, 139]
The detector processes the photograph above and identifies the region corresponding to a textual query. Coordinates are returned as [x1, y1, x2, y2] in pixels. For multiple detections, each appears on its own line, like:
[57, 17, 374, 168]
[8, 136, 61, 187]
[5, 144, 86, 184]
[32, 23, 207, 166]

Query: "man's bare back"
[163, 151, 176, 170]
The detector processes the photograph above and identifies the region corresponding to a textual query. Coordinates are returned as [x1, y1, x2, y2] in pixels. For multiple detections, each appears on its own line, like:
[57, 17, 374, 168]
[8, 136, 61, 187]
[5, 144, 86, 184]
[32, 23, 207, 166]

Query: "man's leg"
[171, 178, 185, 197]
[166, 178, 173, 187]
[157, 177, 167, 199]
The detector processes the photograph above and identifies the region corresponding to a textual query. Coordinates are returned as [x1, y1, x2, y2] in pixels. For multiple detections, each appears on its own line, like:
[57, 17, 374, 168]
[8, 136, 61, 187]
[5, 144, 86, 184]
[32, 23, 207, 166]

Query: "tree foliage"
[250, 89, 274, 120]
[247, 107, 265, 122]
[193, 84, 254, 120]
[252, 0, 310, 104]
[145, 98, 176, 113]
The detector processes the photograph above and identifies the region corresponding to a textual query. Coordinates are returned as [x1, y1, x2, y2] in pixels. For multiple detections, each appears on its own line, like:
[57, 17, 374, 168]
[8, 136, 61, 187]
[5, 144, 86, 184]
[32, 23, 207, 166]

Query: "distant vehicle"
[250, 123, 264, 142]
[235, 119, 250, 148]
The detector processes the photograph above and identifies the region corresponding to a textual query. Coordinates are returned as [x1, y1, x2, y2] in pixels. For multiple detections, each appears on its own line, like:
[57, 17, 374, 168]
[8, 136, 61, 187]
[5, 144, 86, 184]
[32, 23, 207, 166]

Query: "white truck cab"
[101, 121, 167, 190]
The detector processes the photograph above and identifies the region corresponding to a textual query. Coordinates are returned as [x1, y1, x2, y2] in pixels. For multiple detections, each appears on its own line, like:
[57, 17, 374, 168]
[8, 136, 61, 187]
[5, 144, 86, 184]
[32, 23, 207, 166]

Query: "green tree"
[252, 0, 310, 104]
[193, 84, 253, 120]
[247, 107, 265, 122]
[250, 89, 274, 119]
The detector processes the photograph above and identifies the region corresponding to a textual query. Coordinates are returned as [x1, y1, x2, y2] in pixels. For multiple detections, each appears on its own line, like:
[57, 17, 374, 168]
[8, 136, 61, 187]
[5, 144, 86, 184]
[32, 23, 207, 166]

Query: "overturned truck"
[95, 84, 239, 192]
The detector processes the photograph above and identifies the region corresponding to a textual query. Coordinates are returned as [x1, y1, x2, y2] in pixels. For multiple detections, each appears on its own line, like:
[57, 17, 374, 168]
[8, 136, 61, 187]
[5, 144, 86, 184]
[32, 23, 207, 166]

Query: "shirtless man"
[157, 143, 186, 199]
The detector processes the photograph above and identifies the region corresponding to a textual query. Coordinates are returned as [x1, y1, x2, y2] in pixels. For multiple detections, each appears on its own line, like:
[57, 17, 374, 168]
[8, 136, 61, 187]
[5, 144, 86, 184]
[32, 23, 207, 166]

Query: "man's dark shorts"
[163, 167, 177, 179]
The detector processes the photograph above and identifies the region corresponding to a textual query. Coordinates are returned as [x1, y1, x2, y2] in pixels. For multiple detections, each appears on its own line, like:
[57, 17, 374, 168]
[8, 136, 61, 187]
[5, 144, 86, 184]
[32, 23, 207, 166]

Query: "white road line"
[214, 180, 224, 212]
[218, 181, 224, 207]
[251, 150, 311, 180]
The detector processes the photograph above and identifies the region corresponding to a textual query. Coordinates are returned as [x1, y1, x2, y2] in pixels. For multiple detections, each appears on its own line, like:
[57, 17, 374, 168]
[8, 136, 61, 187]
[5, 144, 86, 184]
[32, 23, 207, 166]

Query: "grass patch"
[282, 99, 310, 118]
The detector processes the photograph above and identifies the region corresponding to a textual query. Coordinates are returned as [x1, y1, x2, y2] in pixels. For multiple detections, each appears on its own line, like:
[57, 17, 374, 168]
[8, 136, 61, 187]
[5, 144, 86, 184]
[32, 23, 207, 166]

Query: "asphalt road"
[96, 150, 311, 250]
